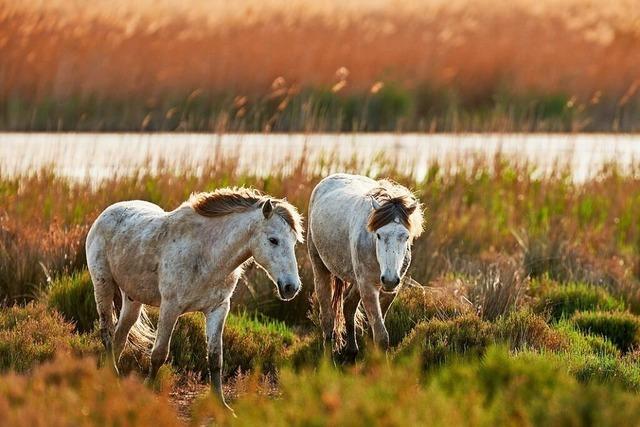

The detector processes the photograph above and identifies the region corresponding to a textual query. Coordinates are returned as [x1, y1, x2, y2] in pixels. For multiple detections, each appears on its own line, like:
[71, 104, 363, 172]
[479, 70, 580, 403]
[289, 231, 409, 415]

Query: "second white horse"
[308, 173, 423, 359]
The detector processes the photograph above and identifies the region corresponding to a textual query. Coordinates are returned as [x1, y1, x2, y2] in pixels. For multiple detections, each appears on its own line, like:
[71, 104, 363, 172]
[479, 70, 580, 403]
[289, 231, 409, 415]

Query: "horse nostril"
[380, 275, 386, 284]
[284, 283, 293, 294]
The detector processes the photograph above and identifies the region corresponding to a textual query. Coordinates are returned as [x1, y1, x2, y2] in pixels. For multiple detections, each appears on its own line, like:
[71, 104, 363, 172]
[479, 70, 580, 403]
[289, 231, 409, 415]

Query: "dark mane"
[188, 187, 304, 241]
[366, 179, 424, 238]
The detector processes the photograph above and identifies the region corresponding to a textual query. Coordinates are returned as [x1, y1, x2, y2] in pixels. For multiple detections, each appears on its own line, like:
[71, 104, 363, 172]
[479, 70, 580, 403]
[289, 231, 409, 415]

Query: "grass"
[534, 281, 626, 321]
[0, 303, 100, 372]
[192, 347, 640, 426]
[385, 281, 472, 346]
[0, 355, 181, 426]
[571, 311, 640, 352]
[46, 270, 97, 333]
[3, 152, 640, 422]
[3, 154, 640, 314]
[2, 1, 640, 131]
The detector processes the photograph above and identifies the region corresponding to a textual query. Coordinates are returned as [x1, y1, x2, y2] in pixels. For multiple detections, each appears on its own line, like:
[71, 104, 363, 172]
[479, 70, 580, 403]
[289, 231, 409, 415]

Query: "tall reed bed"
[2, 0, 640, 131]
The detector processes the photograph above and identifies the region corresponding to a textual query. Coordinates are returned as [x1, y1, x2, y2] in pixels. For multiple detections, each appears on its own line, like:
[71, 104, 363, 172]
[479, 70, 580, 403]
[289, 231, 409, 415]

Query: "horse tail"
[127, 305, 156, 356]
[331, 275, 347, 349]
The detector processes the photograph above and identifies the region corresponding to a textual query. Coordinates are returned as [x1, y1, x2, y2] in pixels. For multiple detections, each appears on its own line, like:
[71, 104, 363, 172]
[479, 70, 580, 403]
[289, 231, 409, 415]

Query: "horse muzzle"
[277, 278, 301, 301]
[380, 274, 401, 292]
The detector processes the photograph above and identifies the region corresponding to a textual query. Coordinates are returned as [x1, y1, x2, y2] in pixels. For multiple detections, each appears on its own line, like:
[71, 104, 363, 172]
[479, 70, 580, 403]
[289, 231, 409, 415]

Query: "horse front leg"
[358, 281, 389, 350]
[205, 299, 232, 411]
[380, 290, 398, 320]
[148, 303, 180, 382]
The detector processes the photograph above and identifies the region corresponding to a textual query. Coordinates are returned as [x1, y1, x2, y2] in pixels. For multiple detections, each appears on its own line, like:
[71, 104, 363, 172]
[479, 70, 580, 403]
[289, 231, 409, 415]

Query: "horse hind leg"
[341, 284, 361, 363]
[112, 291, 143, 368]
[88, 260, 118, 372]
[308, 230, 335, 346]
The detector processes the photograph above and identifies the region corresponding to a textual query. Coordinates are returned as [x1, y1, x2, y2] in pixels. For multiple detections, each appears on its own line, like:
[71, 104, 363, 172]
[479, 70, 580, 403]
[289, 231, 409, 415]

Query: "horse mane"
[188, 187, 304, 242]
[366, 179, 424, 239]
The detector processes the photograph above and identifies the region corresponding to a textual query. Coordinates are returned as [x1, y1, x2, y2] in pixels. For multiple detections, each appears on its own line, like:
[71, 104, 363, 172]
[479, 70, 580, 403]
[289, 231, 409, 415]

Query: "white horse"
[86, 188, 303, 408]
[308, 173, 423, 359]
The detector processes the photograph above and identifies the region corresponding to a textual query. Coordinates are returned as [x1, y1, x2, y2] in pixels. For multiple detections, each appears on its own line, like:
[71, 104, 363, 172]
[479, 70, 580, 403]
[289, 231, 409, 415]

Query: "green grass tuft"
[535, 282, 625, 321]
[46, 270, 97, 333]
[571, 311, 640, 352]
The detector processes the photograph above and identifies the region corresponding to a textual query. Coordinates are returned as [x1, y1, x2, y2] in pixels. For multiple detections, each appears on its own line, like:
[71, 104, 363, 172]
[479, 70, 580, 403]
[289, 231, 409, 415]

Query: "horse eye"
[376, 233, 381, 240]
[268, 237, 279, 246]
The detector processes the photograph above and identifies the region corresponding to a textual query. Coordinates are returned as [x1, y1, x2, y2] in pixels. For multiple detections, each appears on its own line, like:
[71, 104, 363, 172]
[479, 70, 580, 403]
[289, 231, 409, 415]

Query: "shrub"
[467, 263, 525, 321]
[46, 270, 97, 333]
[569, 353, 640, 391]
[535, 282, 625, 321]
[495, 309, 566, 351]
[386, 284, 471, 347]
[287, 332, 325, 370]
[223, 312, 296, 376]
[194, 346, 640, 426]
[0, 303, 100, 372]
[572, 311, 640, 352]
[166, 312, 209, 378]
[0, 355, 181, 426]
[395, 314, 494, 368]
[554, 321, 620, 358]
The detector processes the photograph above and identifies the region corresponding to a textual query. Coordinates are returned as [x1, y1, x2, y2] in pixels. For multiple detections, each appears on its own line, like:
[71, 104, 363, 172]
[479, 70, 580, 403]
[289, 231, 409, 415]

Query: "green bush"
[46, 270, 97, 333]
[194, 347, 640, 426]
[223, 312, 296, 376]
[395, 314, 494, 368]
[495, 309, 566, 351]
[554, 321, 620, 357]
[386, 285, 471, 346]
[148, 309, 298, 377]
[287, 332, 325, 369]
[572, 311, 640, 352]
[535, 282, 624, 321]
[0, 303, 100, 372]
[167, 312, 209, 378]
[569, 353, 640, 391]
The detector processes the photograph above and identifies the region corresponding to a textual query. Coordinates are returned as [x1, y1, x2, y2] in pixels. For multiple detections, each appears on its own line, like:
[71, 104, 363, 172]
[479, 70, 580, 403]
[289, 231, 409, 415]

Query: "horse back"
[309, 174, 376, 280]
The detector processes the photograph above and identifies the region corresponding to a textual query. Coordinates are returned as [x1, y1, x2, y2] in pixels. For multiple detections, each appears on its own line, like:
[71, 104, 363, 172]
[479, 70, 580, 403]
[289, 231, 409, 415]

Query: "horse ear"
[406, 203, 417, 215]
[370, 196, 381, 210]
[262, 199, 274, 219]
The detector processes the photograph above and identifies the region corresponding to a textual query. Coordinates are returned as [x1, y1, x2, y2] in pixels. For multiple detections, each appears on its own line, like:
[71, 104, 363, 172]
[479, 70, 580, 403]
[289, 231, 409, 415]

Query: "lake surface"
[1, 133, 638, 182]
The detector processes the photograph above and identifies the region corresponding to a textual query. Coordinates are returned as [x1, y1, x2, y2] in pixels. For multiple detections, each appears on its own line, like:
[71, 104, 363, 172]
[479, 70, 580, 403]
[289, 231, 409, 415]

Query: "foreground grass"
[5, 271, 640, 424]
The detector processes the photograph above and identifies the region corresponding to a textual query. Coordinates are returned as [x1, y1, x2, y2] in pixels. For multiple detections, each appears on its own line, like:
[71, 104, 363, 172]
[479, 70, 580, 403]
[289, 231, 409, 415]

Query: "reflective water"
[1, 133, 638, 182]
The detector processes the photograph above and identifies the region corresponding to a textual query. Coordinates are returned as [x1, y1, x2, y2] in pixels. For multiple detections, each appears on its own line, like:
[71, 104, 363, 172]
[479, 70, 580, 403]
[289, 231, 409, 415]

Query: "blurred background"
[2, 0, 640, 132]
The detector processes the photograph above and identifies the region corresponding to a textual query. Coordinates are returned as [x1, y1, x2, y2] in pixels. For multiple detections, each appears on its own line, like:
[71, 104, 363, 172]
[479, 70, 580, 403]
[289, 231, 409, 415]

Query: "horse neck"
[198, 209, 260, 274]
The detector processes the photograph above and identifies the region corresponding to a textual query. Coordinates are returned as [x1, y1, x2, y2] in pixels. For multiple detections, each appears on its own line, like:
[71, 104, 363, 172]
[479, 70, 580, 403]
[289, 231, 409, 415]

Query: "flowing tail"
[126, 306, 156, 355]
[331, 275, 347, 349]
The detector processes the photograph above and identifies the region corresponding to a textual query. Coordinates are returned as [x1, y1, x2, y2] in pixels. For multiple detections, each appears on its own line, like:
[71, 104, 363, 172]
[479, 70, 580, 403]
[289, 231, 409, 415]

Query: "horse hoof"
[225, 403, 237, 417]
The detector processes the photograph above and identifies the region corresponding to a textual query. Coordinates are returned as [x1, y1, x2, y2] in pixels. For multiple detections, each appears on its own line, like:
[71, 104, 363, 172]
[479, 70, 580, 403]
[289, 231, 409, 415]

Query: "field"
[2, 0, 640, 131]
[4, 0, 640, 424]
[3, 151, 640, 425]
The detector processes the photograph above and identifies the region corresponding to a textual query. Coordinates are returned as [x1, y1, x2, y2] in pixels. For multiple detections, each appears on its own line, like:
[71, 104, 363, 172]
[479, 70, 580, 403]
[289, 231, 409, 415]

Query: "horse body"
[87, 200, 249, 311]
[308, 173, 423, 358]
[86, 189, 303, 409]
[309, 174, 379, 284]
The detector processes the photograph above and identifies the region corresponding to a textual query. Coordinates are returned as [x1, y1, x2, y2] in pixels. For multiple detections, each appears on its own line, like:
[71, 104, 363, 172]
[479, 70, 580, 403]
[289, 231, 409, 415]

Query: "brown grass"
[2, 0, 640, 103]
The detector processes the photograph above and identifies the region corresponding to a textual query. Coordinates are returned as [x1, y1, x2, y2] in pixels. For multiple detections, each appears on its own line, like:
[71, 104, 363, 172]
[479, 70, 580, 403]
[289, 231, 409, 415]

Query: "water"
[1, 133, 638, 182]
